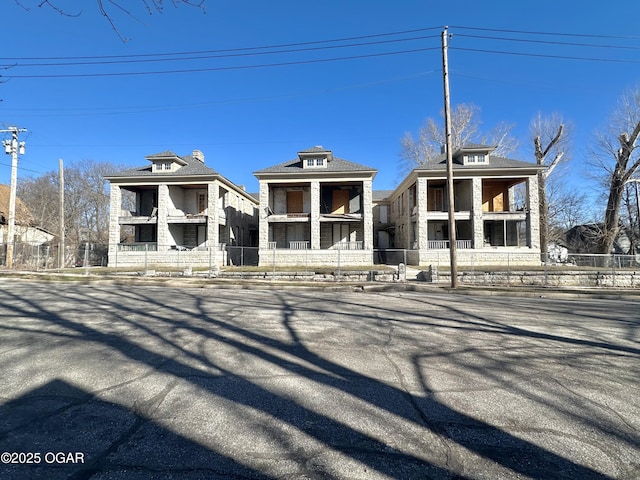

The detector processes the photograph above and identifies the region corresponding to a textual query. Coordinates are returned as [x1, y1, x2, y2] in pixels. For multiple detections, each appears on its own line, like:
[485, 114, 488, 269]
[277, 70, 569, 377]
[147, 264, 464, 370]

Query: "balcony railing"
[334, 241, 363, 250]
[289, 241, 310, 250]
[427, 240, 473, 249]
[117, 243, 158, 252]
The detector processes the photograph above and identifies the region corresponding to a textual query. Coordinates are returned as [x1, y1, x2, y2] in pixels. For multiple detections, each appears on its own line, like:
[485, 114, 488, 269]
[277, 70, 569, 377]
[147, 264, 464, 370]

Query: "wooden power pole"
[58, 159, 65, 269]
[442, 27, 458, 288]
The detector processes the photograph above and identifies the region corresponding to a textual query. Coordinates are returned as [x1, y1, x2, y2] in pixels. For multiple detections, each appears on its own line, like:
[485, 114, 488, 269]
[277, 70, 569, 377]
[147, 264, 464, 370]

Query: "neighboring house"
[0, 184, 55, 246]
[253, 146, 377, 266]
[384, 144, 543, 266]
[105, 150, 258, 268]
[565, 223, 635, 255]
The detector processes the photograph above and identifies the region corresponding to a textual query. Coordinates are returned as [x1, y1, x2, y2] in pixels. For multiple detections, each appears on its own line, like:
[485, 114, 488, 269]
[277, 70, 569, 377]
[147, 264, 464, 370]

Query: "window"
[303, 157, 326, 168]
[464, 154, 487, 165]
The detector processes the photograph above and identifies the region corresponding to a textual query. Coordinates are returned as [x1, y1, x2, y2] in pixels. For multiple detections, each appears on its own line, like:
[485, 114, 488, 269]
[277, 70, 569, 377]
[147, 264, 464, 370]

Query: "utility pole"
[442, 27, 458, 288]
[2, 126, 27, 269]
[59, 159, 65, 269]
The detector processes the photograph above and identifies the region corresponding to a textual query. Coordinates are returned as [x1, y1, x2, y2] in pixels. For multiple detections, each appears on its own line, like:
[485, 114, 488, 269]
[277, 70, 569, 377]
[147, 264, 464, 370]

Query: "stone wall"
[418, 248, 542, 267]
[429, 269, 640, 288]
[258, 249, 373, 267]
[109, 249, 226, 268]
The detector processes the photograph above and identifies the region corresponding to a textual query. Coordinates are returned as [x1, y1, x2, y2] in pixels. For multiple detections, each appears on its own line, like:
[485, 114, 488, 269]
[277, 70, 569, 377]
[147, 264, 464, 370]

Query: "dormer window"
[463, 154, 487, 165]
[303, 157, 327, 169]
[152, 161, 175, 172]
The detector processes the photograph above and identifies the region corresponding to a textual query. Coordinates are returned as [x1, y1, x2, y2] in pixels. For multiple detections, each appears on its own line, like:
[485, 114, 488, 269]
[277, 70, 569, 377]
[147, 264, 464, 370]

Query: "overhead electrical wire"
[2, 34, 441, 68]
[1, 48, 440, 78]
[0, 24, 637, 79]
[448, 25, 640, 40]
[451, 47, 640, 64]
[0, 26, 443, 61]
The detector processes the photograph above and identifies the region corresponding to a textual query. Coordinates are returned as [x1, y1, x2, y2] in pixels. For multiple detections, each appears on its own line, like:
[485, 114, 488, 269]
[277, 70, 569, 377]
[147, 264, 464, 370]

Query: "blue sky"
[1, 0, 639, 194]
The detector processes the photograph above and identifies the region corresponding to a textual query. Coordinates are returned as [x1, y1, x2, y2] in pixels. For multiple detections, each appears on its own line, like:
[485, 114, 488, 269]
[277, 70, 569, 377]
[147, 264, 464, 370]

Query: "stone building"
[105, 150, 258, 268]
[253, 146, 377, 266]
[384, 144, 543, 266]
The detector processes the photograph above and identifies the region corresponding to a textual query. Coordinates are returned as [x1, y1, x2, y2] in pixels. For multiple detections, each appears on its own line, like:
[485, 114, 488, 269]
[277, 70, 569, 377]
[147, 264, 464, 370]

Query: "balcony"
[333, 241, 363, 250]
[427, 240, 473, 249]
[289, 241, 310, 250]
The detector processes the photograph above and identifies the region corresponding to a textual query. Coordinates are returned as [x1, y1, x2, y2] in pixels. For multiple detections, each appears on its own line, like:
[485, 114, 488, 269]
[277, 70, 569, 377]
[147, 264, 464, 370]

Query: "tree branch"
[542, 124, 564, 159]
[543, 152, 564, 180]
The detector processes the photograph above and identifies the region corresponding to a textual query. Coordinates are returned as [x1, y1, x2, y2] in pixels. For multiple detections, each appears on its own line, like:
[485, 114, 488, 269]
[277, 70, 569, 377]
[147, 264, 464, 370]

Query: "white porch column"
[416, 178, 428, 250]
[310, 180, 320, 249]
[207, 182, 219, 248]
[527, 175, 541, 249]
[107, 183, 121, 265]
[259, 181, 270, 250]
[472, 177, 484, 248]
[362, 178, 373, 250]
[157, 184, 169, 250]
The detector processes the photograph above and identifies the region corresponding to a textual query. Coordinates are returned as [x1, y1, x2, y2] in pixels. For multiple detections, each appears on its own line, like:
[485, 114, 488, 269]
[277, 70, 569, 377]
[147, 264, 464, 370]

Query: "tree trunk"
[597, 174, 624, 255]
[538, 171, 548, 261]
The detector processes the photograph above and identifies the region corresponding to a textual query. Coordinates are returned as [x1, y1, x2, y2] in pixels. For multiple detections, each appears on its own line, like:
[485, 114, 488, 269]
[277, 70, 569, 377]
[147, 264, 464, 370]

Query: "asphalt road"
[0, 281, 638, 479]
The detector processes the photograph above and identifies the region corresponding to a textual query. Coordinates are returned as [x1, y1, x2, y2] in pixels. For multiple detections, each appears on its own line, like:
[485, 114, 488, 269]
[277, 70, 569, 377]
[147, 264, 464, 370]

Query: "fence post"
[544, 250, 548, 287]
[36, 245, 40, 272]
[612, 253, 616, 288]
[144, 243, 148, 274]
[84, 243, 90, 276]
[272, 244, 276, 279]
[337, 247, 341, 281]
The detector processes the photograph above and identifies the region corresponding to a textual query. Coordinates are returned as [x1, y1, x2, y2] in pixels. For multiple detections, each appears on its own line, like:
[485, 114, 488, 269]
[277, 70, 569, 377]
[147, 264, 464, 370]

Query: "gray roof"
[106, 152, 220, 178]
[254, 156, 376, 176]
[416, 152, 540, 172]
[373, 190, 394, 201]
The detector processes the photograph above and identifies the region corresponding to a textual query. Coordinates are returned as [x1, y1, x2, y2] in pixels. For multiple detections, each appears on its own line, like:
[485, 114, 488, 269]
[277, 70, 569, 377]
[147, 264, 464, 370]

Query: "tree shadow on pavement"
[1, 284, 633, 479]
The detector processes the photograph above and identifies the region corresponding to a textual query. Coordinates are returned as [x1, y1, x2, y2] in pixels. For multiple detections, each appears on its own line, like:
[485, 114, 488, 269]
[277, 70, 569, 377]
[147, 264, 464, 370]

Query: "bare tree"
[531, 112, 571, 259]
[590, 88, 640, 255]
[14, 0, 206, 41]
[398, 103, 518, 177]
[17, 159, 124, 252]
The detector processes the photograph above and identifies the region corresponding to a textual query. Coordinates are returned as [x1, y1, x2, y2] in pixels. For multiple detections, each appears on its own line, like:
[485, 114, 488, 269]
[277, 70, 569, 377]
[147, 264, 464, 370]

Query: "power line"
[0, 26, 442, 61]
[455, 33, 640, 51]
[2, 34, 440, 68]
[449, 25, 640, 40]
[0, 47, 440, 78]
[451, 46, 640, 65]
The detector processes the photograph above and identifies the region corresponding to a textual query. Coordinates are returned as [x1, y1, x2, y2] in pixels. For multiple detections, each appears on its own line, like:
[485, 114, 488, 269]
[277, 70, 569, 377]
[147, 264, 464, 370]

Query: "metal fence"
[2, 241, 640, 287]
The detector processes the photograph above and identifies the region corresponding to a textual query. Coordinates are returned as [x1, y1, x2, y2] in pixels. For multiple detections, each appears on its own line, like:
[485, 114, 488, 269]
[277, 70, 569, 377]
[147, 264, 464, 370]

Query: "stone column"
[417, 178, 428, 250]
[157, 184, 169, 250]
[472, 177, 484, 249]
[310, 180, 320, 249]
[207, 182, 219, 248]
[527, 175, 541, 250]
[405, 187, 412, 249]
[107, 183, 121, 266]
[259, 181, 270, 250]
[362, 178, 373, 250]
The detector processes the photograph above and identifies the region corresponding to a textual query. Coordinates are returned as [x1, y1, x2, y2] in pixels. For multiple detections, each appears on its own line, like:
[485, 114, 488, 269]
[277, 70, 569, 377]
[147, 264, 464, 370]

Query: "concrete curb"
[2, 270, 640, 300]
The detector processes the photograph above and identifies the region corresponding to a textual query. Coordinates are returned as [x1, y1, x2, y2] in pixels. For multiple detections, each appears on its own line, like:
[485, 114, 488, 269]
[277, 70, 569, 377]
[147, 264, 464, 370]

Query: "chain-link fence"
[2, 241, 640, 287]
